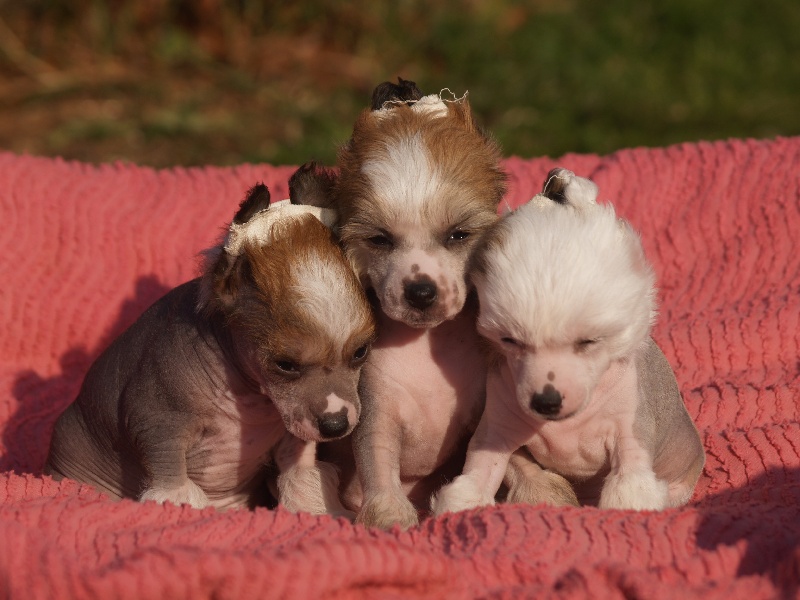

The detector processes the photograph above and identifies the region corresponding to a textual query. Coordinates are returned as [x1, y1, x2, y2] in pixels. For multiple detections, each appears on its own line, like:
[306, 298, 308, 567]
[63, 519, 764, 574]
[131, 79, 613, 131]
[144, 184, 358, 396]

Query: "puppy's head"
[199, 180, 375, 442]
[473, 169, 656, 421]
[334, 79, 506, 328]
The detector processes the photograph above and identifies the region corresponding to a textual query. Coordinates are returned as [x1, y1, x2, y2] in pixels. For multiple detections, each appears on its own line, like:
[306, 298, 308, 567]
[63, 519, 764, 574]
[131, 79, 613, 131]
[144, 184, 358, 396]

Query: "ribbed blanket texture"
[1, 138, 798, 599]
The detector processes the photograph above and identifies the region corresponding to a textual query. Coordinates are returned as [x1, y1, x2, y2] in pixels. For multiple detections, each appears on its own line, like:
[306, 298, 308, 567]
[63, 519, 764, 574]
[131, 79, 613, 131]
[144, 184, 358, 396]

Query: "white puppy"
[433, 168, 705, 514]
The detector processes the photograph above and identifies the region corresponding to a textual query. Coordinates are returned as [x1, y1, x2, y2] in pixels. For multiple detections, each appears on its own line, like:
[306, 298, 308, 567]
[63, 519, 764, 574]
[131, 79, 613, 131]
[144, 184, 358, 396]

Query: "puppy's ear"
[233, 182, 272, 224]
[542, 168, 599, 208]
[370, 77, 423, 110]
[208, 246, 253, 310]
[289, 161, 338, 209]
[444, 97, 479, 133]
[200, 184, 269, 313]
[542, 168, 571, 204]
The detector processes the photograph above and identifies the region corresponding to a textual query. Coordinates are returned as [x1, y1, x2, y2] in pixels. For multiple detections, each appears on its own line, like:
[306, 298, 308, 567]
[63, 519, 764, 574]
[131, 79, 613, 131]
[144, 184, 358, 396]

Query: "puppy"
[305, 79, 507, 529]
[45, 176, 375, 514]
[433, 168, 705, 514]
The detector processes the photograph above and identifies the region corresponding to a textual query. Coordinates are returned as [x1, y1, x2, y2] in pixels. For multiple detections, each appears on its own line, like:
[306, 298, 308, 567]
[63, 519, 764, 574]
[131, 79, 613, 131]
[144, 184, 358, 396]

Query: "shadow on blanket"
[2, 276, 170, 475]
[696, 466, 800, 590]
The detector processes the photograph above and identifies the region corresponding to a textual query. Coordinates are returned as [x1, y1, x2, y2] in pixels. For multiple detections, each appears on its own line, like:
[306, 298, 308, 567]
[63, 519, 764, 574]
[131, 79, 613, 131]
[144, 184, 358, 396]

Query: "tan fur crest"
[335, 98, 506, 224]
[202, 214, 374, 366]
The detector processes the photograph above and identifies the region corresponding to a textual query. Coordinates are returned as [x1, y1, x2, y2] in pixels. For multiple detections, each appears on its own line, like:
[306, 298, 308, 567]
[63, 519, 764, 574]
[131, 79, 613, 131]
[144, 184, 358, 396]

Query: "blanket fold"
[1, 138, 798, 598]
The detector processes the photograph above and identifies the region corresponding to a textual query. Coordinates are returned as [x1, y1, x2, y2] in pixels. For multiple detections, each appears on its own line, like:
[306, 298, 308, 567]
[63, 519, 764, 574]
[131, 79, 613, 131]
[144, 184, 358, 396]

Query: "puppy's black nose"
[318, 409, 349, 439]
[530, 384, 562, 416]
[404, 280, 437, 309]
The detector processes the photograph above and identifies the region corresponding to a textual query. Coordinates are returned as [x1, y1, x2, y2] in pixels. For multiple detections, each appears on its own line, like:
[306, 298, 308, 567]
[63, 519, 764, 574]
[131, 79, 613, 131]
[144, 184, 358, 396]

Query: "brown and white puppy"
[311, 79, 509, 528]
[45, 177, 375, 514]
[432, 169, 705, 515]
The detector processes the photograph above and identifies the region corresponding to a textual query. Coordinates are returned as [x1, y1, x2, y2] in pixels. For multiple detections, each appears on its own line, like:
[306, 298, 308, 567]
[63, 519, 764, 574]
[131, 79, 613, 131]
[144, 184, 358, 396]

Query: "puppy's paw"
[356, 492, 419, 529]
[505, 470, 579, 508]
[431, 475, 493, 516]
[278, 461, 348, 516]
[140, 479, 210, 509]
[599, 468, 669, 511]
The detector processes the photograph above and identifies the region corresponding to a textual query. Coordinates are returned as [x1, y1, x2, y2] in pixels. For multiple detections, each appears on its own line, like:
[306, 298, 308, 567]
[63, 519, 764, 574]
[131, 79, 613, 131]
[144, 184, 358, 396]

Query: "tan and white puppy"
[432, 168, 705, 514]
[46, 176, 375, 514]
[311, 79, 508, 529]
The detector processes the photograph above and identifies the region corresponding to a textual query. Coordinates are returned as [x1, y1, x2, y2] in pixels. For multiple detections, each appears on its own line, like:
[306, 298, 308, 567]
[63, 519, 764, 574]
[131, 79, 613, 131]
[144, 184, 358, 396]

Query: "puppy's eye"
[366, 233, 393, 248]
[275, 360, 300, 374]
[501, 336, 521, 347]
[575, 339, 598, 352]
[351, 344, 369, 362]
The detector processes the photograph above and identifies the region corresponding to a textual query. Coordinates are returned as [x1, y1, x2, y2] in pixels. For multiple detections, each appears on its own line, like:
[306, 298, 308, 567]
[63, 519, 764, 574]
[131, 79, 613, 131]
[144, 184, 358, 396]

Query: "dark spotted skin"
[44, 279, 282, 507]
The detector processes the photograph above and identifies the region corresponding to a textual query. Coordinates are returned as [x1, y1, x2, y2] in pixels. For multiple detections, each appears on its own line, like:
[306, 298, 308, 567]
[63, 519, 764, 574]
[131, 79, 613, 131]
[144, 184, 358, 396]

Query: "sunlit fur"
[337, 97, 505, 327]
[200, 214, 375, 442]
[431, 172, 703, 514]
[474, 200, 656, 420]
[328, 91, 507, 528]
[45, 184, 377, 515]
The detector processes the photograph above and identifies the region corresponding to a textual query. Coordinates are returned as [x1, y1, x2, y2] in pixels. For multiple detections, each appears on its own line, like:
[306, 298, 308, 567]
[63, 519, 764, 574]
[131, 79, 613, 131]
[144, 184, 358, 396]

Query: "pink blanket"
[1, 139, 798, 598]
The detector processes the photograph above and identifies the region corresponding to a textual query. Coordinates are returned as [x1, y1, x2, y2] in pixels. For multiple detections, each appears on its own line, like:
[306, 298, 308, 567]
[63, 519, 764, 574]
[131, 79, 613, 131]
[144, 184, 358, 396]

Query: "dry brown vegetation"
[1, 1, 799, 167]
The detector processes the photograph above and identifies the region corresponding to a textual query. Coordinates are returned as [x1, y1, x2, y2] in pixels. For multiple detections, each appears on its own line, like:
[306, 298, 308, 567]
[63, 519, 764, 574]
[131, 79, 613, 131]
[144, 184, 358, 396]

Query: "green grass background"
[1, 0, 798, 167]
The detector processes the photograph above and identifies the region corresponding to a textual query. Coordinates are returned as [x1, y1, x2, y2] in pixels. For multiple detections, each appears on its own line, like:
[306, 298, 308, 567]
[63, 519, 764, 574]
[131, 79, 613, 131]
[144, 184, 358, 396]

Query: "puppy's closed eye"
[366, 232, 394, 249]
[574, 338, 599, 352]
[501, 336, 525, 349]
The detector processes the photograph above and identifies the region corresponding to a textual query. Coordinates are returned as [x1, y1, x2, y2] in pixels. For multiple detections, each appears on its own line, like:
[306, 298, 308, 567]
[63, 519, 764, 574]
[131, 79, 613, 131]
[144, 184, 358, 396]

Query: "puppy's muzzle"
[317, 408, 350, 439]
[404, 280, 437, 310]
[530, 385, 562, 417]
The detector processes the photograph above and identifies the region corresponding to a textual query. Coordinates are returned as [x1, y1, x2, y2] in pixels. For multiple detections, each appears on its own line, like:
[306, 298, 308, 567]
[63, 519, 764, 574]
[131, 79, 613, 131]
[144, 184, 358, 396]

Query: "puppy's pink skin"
[329, 86, 508, 528]
[432, 170, 704, 515]
[433, 340, 701, 513]
[342, 299, 486, 524]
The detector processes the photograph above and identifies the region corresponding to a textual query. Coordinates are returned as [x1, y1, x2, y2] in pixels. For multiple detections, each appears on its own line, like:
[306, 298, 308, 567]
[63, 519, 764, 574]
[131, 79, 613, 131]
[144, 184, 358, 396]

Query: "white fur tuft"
[476, 198, 655, 360]
[599, 467, 669, 510]
[140, 479, 210, 509]
[278, 461, 352, 517]
[374, 91, 467, 118]
[224, 199, 337, 256]
[431, 474, 495, 515]
[356, 491, 419, 529]
[291, 253, 369, 350]
[360, 134, 443, 221]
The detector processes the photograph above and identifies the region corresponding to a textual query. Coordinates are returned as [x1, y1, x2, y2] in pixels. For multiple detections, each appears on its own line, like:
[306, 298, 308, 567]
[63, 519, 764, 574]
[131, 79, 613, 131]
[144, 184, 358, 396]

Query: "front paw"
[599, 468, 669, 510]
[431, 475, 493, 516]
[140, 479, 210, 509]
[356, 492, 419, 529]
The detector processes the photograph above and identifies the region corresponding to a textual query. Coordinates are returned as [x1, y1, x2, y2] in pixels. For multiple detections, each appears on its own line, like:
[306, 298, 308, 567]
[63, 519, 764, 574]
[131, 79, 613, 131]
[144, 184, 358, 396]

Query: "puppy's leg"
[354, 410, 418, 529]
[275, 433, 352, 518]
[431, 413, 515, 515]
[503, 449, 579, 507]
[135, 419, 210, 509]
[433, 368, 534, 516]
[599, 435, 669, 511]
[356, 488, 418, 529]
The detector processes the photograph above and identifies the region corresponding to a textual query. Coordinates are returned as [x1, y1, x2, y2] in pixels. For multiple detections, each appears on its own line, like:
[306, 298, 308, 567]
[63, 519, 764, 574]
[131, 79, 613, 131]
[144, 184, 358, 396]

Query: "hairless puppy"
[433, 169, 705, 514]
[46, 174, 375, 513]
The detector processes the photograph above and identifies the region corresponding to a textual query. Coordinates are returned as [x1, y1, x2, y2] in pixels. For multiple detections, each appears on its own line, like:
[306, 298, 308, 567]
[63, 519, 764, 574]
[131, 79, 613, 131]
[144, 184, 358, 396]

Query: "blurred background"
[1, 0, 799, 168]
